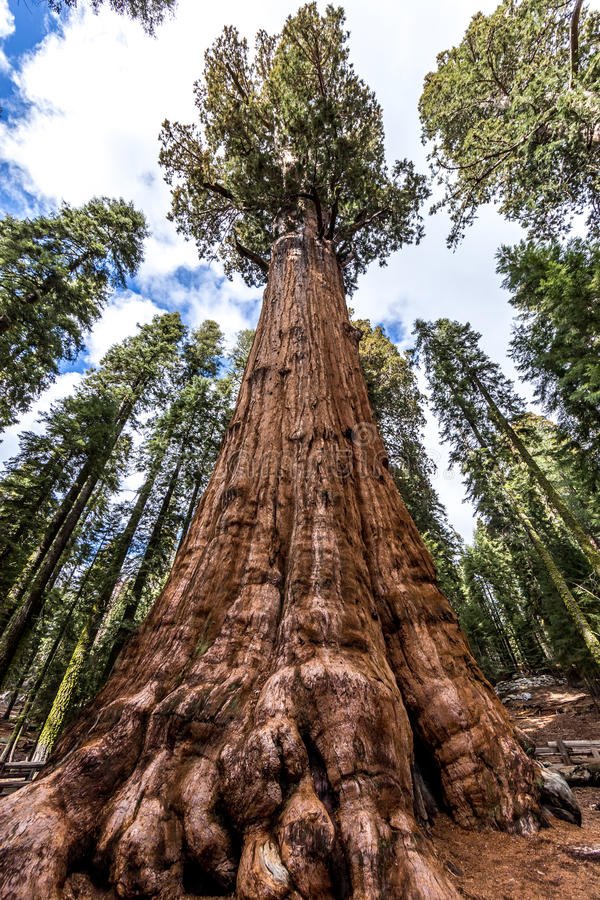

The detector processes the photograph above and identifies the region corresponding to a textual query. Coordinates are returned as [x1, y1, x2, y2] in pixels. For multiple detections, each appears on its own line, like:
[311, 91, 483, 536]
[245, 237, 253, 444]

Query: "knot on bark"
[344, 321, 363, 344]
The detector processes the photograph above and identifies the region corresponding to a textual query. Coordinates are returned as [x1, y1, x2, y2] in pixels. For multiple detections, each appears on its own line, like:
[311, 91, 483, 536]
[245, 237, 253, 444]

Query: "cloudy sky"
[0, 0, 582, 539]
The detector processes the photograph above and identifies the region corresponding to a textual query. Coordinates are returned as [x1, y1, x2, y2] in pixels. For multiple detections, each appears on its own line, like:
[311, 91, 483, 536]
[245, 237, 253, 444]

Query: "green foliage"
[355, 319, 466, 610]
[414, 317, 600, 675]
[160, 3, 427, 291]
[227, 329, 255, 388]
[0, 316, 232, 741]
[419, 0, 600, 245]
[48, 0, 176, 32]
[460, 524, 542, 680]
[0, 197, 148, 429]
[412, 318, 523, 486]
[0, 313, 183, 626]
[498, 238, 600, 466]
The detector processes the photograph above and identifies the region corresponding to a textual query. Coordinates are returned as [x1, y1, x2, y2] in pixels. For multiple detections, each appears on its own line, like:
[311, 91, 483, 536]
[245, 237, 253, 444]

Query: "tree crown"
[497, 238, 600, 459]
[412, 318, 524, 467]
[160, 3, 428, 291]
[0, 197, 148, 429]
[419, 0, 600, 245]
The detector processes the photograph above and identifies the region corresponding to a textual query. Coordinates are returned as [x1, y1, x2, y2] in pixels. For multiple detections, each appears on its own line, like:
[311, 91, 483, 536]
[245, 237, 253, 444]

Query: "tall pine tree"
[0, 313, 184, 685]
[0, 198, 147, 429]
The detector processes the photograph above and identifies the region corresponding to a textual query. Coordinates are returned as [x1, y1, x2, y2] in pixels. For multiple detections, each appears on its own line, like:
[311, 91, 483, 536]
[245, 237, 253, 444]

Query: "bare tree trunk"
[100, 452, 183, 684]
[0, 229, 551, 898]
[0, 470, 98, 684]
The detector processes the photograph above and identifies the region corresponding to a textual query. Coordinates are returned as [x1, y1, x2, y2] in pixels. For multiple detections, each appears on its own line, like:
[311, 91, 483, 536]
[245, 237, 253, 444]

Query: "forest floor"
[432, 676, 600, 899]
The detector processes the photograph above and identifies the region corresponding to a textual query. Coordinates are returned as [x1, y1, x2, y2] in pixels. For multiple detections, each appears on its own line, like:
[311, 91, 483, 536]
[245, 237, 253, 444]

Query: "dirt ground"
[431, 679, 600, 899]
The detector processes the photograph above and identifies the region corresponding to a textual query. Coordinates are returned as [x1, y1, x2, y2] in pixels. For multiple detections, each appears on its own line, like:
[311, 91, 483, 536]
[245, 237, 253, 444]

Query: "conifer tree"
[461, 519, 564, 681]
[5, 320, 238, 765]
[413, 318, 600, 573]
[498, 238, 600, 468]
[414, 320, 600, 667]
[0, 8, 566, 897]
[0, 198, 147, 429]
[0, 313, 184, 684]
[419, 0, 600, 245]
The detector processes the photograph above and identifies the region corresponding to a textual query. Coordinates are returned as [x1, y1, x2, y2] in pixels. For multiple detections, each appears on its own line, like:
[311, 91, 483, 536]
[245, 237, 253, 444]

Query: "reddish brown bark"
[0, 228, 546, 898]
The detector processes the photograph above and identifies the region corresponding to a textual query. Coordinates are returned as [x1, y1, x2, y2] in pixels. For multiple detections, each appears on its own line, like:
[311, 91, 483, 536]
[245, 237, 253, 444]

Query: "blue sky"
[0, 0, 579, 539]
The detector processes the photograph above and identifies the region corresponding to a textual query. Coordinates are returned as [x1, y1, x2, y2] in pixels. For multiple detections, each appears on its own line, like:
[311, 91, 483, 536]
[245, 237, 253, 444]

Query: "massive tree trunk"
[0, 229, 548, 898]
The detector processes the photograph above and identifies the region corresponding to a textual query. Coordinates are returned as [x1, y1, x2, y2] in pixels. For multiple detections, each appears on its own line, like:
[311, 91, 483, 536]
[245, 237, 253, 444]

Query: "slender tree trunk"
[31, 603, 102, 764]
[478, 580, 522, 671]
[0, 458, 71, 624]
[68, 456, 176, 701]
[3, 382, 140, 608]
[175, 417, 222, 554]
[0, 397, 141, 684]
[94, 443, 170, 617]
[1, 642, 38, 721]
[455, 390, 599, 665]
[1, 463, 91, 607]
[101, 453, 183, 682]
[515, 505, 600, 667]
[176, 472, 202, 552]
[1, 596, 78, 764]
[0, 470, 99, 684]
[2, 533, 113, 762]
[0, 229, 554, 899]
[471, 370, 600, 569]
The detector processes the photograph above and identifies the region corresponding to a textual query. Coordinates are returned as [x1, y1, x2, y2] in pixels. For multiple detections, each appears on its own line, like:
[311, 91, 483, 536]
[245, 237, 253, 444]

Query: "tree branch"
[338, 208, 388, 243]
[326, 197, 339, 240]
[203, 181, 235, 202]
[233, 235, 269, 274]
[312, 188, 324, 237]
[570, 0, 584, 88]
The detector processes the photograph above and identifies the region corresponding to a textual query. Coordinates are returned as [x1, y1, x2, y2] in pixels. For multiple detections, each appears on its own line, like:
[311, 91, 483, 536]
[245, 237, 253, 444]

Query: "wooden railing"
[0, 760, 45, 795]
[534, 739, 600, 765]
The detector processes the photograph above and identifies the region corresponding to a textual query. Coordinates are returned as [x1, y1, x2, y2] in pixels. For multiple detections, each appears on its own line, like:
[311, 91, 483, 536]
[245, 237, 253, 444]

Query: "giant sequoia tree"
[0, 6, 575, 898]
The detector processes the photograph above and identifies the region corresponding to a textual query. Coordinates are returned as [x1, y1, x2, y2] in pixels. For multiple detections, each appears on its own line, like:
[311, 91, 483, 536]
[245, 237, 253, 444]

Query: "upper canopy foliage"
[498, 238, 600, 464]
[160, 3, 428, 291]
[0, 197, 148, 430]
[48, 0, 176, 33]
[412, 318, 525, 475]
[419, 0, 600, 246]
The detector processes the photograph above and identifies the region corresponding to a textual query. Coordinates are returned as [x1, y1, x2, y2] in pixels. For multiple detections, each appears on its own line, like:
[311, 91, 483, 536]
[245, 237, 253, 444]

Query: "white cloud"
[136, 262, 260, 345]
[85, 290, 163, 365]
[0, 0, 562, 540]
[0, 371, 83, 464]
[0, 0, 15, 72]
[0, 0, 14, 39]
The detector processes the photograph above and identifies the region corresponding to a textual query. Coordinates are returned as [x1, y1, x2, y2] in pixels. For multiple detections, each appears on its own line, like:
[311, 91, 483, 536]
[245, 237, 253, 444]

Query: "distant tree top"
[159, 3, 428, 292]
